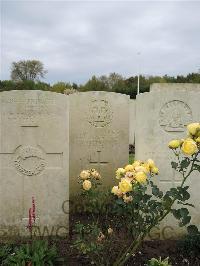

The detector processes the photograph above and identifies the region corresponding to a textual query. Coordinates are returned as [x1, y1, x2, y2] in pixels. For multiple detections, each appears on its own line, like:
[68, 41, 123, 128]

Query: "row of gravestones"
[0, 83, 199, 239]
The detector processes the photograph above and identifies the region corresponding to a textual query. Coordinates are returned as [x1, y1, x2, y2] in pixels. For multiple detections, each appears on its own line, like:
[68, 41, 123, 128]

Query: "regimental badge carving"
[14, 146, 46, 176]
[88, 99, 113, 128]
[159, 100, 192, 132]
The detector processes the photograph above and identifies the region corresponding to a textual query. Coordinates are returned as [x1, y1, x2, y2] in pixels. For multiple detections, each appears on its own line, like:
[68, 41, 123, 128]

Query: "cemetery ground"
[0, 207, 200, 265]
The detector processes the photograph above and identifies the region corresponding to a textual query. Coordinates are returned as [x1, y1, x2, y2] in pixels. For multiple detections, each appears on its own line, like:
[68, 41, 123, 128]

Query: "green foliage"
[1, 71, 200, 98]
[0, 80, 51, 92]
[147, 257, 172, 266]
[0, 245, 12, 264]
[11, 60, 47, 82]
[4, 240, 59, 266]
[178, 225, 200, 256]
[73, 222, 104, 255]
[51, 82, 74, 93]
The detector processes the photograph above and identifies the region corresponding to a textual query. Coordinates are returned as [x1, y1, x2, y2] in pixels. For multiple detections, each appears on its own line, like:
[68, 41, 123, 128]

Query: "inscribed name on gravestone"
[0, 91, 69, 237]
[135, 83, 200, 238]
[69, 91, 129, 195]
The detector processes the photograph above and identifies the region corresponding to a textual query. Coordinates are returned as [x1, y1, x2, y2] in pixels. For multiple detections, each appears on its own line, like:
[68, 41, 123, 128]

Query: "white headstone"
[0, 91, 69, 238]
[69, 91, 129, 195]
[135, 83, 200, 239]
[129, 99, 136, 145]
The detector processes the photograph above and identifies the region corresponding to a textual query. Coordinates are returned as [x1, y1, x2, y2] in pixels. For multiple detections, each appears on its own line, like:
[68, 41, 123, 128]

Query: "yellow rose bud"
[80, 170, 90, 180]
[124, 164, 135, 172]
[108, 227, 113, 234]
[119, 178, 132, 193]
[82, 180, 92, 191]
[181, 138, 198, 156]
[135, 171, 147, 184]
[168, 139, 181, 149]
[147, 159, 155, 168]
[187, 123, 200, 136]
[116, 168, 126, 179]
[151, 166, 159, 175]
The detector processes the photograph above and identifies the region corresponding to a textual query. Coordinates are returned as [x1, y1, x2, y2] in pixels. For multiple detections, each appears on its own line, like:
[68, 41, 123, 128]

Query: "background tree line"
[1, 60, 200, 99]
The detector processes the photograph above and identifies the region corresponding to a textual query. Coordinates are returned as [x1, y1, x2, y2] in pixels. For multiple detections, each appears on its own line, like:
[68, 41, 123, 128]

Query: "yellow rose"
[82, 180, 92, 190]
[132, 160, 141, 168]
[195, 136, 200, 143]
[124, 164, 135, 172]
[168, 139, 181, 149]
[151, 166, 159, 175]
[111, 186, 123, 197]
[147, 159, 155, 168]
[116, 168, 126, 179]
[123, 194, 133, 203]
[135, 166, 148, 174]
[125, 171, 135, 181]
[80, 170, 90, 180]
[135, 172, 147, 184]
[90, 169, 101, 179]
[142, 163, 150, 173]
[187, 123, 200, 136]
[181, 138, 198, 156]
[119, 178, 132, 193]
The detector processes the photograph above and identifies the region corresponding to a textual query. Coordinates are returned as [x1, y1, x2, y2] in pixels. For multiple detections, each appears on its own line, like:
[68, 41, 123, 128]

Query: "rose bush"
[73, 122, 200, 266]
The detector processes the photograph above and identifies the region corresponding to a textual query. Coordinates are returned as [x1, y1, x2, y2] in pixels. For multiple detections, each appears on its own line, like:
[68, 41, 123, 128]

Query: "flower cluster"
[27, 196, 36, 232]
[168, 122, 200, 156]
[111, 159, 159, 203]
[79, 169, 101, 191]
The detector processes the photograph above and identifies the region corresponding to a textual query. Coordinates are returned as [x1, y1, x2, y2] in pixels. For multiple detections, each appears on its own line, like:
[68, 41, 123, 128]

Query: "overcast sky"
[1, 1, 200, 84]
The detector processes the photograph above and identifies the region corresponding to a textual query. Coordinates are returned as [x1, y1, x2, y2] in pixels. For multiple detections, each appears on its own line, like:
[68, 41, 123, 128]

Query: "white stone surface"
[0, 91, 69, 238]
[129, 99, 136, 145]
[135, 84, 200, 239]
[69, 91, 129, 195]
[151, 83, 200, 92]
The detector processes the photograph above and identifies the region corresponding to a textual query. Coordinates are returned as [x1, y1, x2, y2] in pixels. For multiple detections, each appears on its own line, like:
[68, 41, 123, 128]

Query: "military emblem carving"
[159, 100, 192, 132]
[14, 146, 46, 176]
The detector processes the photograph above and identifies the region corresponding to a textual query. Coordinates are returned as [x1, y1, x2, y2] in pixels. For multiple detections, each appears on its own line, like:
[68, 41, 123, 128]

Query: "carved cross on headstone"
[89, 150, 109, 172]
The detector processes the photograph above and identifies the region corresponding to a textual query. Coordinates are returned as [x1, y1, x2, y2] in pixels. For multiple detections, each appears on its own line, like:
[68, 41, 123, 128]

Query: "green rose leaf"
[180, 158, 190, 169]
[171, 161, 178, 170]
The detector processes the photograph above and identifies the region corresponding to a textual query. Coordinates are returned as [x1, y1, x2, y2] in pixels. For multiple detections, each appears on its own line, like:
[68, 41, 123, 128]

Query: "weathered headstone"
[69, 91, 129, 195]
[135, 83, 200, 239]
[0, 91, 69, 238]
[129, 99, 136, 145]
